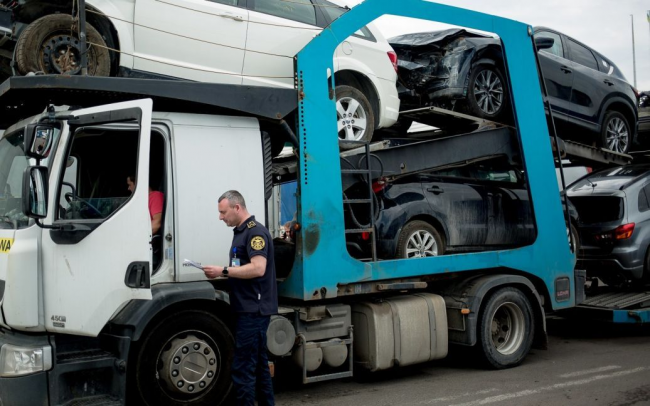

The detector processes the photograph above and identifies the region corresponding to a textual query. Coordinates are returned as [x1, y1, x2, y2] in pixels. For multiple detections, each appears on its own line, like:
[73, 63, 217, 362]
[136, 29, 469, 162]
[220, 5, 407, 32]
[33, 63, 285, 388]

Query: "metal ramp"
[564, 286, 650, 323]
[385, 105, 633, 169]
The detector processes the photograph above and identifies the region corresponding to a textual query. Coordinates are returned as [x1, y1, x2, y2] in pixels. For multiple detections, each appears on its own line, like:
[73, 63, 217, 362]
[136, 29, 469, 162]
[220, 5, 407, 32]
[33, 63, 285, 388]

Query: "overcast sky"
[347, 0, 650, 91]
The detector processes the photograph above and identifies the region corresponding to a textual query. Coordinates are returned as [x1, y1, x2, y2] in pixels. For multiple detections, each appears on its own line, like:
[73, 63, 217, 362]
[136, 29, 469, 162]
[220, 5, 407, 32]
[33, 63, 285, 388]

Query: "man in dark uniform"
[202, 190, 277, 406]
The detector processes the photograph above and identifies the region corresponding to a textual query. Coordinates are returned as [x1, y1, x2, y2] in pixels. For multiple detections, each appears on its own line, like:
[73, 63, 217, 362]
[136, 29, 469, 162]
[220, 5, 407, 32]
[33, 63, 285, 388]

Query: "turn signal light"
[614, 223, 635, 240]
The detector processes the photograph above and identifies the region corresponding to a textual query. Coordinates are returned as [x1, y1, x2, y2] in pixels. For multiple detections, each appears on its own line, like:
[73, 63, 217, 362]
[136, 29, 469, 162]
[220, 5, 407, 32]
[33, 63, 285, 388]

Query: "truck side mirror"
[22, 166, 49, 219]
[24, 123, 56, 159]
[534, 36, 555, 51]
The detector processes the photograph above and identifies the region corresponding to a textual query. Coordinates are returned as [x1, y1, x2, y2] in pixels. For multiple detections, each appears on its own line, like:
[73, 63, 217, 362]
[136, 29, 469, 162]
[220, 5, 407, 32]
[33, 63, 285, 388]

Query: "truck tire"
[396, 220, 444, 258]
[600, 111, 631, 154]
[336, 85, 375, 150]
[467, 63, 509, 121]
[132, 310, 234, 406]
[15, 14, 110, 76]
[476, 287, 534, 369]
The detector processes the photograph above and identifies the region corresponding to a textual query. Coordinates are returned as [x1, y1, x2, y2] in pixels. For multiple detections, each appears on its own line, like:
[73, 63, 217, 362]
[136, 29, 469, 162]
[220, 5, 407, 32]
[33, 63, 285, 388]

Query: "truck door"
[41, 99, 153, 337]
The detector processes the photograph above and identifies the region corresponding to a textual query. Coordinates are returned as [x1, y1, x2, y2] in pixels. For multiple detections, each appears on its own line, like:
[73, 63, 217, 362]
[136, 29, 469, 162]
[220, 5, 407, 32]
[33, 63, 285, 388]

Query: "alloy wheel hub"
[159, 334, 218, 395]
[605, 117, 628, 153]
[337, 97, 368, 141]
[474, 70, 503, 115]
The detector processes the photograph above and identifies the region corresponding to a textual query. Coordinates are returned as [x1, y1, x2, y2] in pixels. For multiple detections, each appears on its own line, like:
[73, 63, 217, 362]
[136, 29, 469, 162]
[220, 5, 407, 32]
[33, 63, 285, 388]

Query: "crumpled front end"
[390, 29, 500, 111]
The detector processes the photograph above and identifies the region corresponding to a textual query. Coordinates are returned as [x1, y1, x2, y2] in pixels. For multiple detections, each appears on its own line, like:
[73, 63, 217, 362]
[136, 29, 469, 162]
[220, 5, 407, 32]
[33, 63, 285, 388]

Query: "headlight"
[0, 344, 52, 377]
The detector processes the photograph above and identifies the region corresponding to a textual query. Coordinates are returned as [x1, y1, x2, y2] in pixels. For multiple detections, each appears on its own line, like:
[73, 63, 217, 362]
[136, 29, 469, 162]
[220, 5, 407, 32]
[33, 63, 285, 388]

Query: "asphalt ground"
[274, 316, 650, 406]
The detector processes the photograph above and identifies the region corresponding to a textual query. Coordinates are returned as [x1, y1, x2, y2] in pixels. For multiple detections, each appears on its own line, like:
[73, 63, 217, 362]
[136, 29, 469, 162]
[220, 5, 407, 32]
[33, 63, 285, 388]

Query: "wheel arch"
[405, 213, 449, 248]
[109, 282, 233, 343]
[335, 69, 380, 128]
[599, 98, 638, 143]
[440, 273, 547, 350]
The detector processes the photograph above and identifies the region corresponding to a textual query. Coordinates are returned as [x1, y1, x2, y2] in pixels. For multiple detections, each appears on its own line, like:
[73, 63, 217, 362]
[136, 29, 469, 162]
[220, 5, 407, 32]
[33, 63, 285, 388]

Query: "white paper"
[182, 258, 203, 270]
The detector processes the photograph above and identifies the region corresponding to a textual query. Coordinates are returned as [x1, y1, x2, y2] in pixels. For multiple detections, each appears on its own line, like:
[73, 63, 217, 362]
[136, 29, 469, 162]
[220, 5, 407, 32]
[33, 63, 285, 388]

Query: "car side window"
[640, 185, 650, 212]
[318, 0, 376, 41]
[567, 39, 598, 71]
[536, 32, 563, 58]
[251, 0, 317, 26]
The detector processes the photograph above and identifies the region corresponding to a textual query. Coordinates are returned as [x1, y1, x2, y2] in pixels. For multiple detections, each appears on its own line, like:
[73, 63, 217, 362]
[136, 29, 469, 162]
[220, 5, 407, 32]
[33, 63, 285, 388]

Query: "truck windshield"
[0, 129, 31, 229]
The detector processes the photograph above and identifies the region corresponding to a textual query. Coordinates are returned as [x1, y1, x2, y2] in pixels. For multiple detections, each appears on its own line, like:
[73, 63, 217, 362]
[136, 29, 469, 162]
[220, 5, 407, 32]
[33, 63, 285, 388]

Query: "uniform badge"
[247, 221, 256, 229]
[251, 236, 265, 250]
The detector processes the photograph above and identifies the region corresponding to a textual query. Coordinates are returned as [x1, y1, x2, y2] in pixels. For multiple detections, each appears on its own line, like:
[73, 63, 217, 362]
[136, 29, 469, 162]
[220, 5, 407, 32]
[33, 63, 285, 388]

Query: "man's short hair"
[219, 190, 246, 208]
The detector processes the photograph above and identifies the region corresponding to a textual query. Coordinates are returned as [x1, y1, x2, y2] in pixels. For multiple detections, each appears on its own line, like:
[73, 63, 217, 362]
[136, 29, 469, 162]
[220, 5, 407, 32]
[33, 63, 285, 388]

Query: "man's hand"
[202, 265, 224, 279]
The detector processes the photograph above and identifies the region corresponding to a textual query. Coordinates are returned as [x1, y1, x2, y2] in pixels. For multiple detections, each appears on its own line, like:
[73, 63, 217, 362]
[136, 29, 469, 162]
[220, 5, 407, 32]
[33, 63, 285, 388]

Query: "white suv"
[2, 0, 400, 143]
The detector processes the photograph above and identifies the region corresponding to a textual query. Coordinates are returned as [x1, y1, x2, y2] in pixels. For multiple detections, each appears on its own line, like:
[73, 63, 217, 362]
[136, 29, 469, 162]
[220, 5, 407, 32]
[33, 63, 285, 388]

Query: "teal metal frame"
[278, 0, 576, 309]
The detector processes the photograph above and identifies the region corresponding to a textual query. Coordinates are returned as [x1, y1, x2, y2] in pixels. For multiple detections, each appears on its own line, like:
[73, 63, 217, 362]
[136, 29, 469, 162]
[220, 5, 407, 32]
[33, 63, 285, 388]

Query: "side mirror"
[24, 123, 56, 159]
[534, 36, 555, 51]
[22, 166, 49, 219]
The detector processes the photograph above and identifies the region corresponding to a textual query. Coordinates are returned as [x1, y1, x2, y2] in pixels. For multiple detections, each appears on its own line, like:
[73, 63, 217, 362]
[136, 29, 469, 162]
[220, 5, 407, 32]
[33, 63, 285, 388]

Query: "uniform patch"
[247, 221, 257, 229]
[0, 238, 13, 254]
[251, 236, 265, 250]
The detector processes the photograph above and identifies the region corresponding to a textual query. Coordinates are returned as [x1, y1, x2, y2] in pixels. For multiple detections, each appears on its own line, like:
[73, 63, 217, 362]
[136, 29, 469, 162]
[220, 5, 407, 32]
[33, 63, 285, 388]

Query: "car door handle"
[560, 65, 572, 74]
[604, 79, 614, 86]
[426, 186, 444, 194]
[218, 13, 244, 22]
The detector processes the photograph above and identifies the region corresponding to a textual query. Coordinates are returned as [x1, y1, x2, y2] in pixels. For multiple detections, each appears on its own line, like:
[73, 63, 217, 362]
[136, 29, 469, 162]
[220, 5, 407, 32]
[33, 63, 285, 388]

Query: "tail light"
[372, 180, 386, 193]
[586, 167, 593, 173]
[594, 223, 635, 241]
[387, 51, 398, 73]
[614, 223, 635, 240]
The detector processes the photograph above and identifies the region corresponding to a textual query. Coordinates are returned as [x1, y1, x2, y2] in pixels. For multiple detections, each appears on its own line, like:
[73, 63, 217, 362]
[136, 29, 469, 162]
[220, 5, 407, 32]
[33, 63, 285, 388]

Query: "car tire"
[395, 220, 444, 258]
[15, 14, 110, 76]
[467, 63, 510, 121]
[130, 310, 234, 406]
[476, 287, 534, 369]
[600, 111, 631, 154]
[336, 85, 375, 150]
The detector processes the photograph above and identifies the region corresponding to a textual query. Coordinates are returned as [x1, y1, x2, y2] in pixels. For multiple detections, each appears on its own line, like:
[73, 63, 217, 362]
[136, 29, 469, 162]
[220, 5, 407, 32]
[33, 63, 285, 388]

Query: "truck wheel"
[396, 220, 444, 258]
[467, 64, 509, 120]
[15, 14, 110, 76]
[600, 111, 630, 154]
[476, 287, 534, 369]
[336, 85, 375, 149]
[133, 310, 234, 406]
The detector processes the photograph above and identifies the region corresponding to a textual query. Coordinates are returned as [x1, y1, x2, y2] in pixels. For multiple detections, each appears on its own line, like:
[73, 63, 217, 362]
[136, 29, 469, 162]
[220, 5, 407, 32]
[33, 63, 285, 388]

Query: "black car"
[390, 28, 638, 153]
[345, 158, 539, 259]
[567, 164, 650, 286]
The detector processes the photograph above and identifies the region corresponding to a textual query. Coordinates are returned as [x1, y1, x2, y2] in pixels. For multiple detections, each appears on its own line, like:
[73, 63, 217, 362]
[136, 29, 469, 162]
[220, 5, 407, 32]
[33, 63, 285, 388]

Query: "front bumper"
[0, 329, 50, 406]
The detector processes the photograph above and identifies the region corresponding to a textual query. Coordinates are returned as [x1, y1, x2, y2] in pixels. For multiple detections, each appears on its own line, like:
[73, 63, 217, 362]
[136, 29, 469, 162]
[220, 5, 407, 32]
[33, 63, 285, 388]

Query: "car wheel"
[396, 220, 444, 258]
[600, 111, 631, 154]
[476, 287, 534, 369]
[130, 310, 234, 406]
[336, 85, 375, 149]
[15, 14, 110, 76]
[467, 64, 509, 120]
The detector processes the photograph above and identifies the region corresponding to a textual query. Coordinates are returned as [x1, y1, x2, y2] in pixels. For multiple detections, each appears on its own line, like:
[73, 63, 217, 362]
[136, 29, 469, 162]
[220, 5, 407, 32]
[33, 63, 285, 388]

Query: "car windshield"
[0, 129, 31, 229]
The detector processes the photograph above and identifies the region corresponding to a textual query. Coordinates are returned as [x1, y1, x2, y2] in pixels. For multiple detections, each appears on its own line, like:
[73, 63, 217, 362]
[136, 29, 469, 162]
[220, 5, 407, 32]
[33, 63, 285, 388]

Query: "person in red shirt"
[127, 175, 164, 235]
